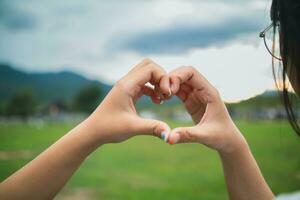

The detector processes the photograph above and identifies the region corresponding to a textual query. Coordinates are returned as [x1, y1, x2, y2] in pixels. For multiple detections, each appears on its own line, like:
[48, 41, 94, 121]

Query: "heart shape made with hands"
[137, 64, 236, 152]
[99, 59, 236, 152]
[142, 66, 211, 145]
[127, 59, 228, 147]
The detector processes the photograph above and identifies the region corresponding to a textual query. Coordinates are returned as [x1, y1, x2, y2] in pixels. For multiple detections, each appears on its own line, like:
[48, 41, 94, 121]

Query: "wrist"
[218, 130, 250, 160]
[82, 113, 107, 147]
[218, 140, 250, 159]
[218, 122, 249, 156]
[59, 116, 105, 159]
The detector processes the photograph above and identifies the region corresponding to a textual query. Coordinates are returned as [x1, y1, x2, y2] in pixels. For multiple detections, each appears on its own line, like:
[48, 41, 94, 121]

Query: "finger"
[120, 59, 169, 94]
[170, 76, 181, 94]
[147, 64, 170, 96]
[175, 83, 194, 102]
[181, 83, 193, 93]
[159, 75, 171, 96]
[155, 83, 172, 101]
[130, 58, 153, 72]
[133, 117, 171, 141]
[162, 93, 172, 100]
[132, 62, 171, 96]
[154, 84, 163, 101]
[168, 125, 208, 144]
[176, 88, 188, 102]
[141, 85, 162, 104]
[137, 61, 165, 85]
[169, 66, 217, 102]
[141, 85, 154, 96]
[168, 126, 200, 144]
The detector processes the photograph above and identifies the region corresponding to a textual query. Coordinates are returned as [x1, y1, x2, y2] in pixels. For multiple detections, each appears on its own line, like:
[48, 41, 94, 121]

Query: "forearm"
[0, 117, 102, 200]
[219, 138, 274, 200]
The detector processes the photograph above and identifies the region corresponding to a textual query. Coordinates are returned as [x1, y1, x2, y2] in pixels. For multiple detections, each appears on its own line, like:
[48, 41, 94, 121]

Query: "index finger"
[127, 59, 170, 95]
[169, 66, 216, 95]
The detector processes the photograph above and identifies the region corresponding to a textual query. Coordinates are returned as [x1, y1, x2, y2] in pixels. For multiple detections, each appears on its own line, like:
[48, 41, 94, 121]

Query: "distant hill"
[227, 90, 300, 111]
[0, 64, 112, 103]
[1, 63, 299, 111]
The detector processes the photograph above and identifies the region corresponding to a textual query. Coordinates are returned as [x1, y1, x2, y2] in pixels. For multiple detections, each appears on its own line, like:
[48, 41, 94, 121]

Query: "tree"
[0, 102, 5, 116]
[6, 90, 37, 120]
[73, 85, 103, 113]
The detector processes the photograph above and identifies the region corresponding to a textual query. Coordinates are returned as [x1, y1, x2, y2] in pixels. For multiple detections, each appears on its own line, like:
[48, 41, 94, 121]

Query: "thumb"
[169, 125, 209, 144]
[134, 117, 171, 141]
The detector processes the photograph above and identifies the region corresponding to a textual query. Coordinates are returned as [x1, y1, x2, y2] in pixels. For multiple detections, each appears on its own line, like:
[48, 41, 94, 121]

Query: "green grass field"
[1, 120, 300, 199]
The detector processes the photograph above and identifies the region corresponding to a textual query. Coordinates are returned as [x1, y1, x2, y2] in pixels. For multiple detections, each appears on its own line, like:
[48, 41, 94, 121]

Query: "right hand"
[168, 66, 247, 154]
[87, 59, 171, 145]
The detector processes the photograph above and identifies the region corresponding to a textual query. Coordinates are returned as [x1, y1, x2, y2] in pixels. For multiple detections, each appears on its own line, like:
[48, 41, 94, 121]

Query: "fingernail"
[170, 133, 180, 144]
[168, 88, 172, 96]
[160, 100, 164, 105]
[161, 131, 169, 143]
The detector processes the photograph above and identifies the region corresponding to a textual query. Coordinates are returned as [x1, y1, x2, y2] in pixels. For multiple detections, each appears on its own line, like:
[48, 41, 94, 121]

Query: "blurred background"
[0, 0, 300, 199]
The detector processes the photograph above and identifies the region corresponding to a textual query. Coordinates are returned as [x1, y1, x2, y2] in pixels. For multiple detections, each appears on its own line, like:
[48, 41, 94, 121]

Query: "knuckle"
[148, 64, 165, 77]
[148, 62, 161, 70]
[142, 58, 153, 65]
[144, 119, 160, 137]
[185, 65, 197, 72]
[186, 129, 197, 141]
[182, 66, 198, 79]
[147, 62, 156, 69]
[211, 86, 221, 98]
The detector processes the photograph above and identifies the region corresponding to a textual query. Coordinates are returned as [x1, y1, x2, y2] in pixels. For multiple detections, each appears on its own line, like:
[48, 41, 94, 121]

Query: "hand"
[87, 59, 171, 145]
[168, 66, 247, 154]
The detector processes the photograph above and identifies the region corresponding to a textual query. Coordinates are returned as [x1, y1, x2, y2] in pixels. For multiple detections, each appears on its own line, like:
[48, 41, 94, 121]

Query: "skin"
[0, 59, 171, 200]
[0, 60, 274, 200]
[167, 66, 274, 200]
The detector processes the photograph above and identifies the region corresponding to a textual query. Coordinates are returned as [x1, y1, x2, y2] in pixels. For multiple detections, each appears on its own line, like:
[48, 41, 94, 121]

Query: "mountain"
[227, 89, 300, 111]
[0, 64, 112, 103]
[1, 63, 298, 110]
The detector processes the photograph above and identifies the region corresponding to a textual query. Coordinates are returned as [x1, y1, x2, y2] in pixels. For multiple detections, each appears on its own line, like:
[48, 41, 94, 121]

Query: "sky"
[0, 0, 276, 102]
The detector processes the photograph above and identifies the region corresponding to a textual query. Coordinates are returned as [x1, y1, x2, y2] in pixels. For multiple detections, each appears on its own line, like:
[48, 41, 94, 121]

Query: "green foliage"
[0, 121, 299, 199]
[5, 90, 37, 120]
[0, 102, 5, 116]
[73, 85, 103, 113]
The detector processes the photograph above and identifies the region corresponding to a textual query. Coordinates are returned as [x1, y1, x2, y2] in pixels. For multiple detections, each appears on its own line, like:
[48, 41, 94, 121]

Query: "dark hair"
[271, 0, 300, 136]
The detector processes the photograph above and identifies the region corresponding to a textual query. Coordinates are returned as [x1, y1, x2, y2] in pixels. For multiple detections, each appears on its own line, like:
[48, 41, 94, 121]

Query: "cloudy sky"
[0, 0, 276, 102]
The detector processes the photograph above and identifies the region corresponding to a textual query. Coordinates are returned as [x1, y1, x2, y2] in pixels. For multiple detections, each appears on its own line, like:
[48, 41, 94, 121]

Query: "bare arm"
[219, 140, 273, 200]
[0, 118, 101, 200]
[168, 66, 274, 200]
[0, 59, 171, 200]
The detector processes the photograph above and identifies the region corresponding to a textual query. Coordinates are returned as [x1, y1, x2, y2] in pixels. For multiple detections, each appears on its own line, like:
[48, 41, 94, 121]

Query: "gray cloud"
[0, 1, 37, 30]
[114, 15, 265, 55]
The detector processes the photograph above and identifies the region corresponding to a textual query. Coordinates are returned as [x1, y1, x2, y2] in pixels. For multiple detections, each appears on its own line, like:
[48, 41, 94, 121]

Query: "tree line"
[0, 85, 103, 120]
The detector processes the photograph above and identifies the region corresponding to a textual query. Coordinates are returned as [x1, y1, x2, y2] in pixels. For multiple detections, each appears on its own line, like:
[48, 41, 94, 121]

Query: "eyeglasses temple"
[259, 23, 274, 38]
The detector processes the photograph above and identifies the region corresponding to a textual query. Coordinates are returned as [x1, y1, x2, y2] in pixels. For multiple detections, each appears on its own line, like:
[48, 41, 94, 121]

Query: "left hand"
[87, 59, 171, 145]
[167, 66, 247, 154]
